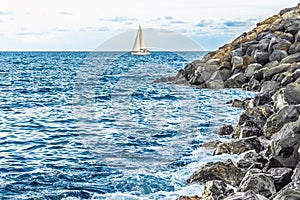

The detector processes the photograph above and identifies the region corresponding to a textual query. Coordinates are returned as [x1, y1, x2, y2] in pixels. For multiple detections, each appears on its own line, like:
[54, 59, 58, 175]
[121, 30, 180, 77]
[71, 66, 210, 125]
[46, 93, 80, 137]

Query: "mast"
[132, 27, 141, 52]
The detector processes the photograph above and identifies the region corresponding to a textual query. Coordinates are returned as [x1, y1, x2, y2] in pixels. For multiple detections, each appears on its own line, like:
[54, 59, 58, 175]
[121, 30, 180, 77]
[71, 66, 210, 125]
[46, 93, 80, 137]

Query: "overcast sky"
[0, 0, 299, 51]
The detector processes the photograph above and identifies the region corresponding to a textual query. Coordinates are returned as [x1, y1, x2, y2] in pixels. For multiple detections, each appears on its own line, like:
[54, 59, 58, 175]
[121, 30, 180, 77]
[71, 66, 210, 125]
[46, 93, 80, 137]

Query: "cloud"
[16, 32, 48, 36]
[0, 11, 13, 15]
[111, 16, 136, 22]
[196, 19, 214, 27]
[164, 16, 174, 20]
[170, 20, 185, 24]
[79, 27, 94, 32]
[54, 28, 69, 32]
[223, 18, 258, 27]
[98, 27, 109, 32]
[58, 11, 72, 15]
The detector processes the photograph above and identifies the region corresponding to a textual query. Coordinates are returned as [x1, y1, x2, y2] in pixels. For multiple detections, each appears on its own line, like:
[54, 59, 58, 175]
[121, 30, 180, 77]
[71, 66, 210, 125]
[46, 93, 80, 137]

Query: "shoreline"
[176, 3, 300, 199]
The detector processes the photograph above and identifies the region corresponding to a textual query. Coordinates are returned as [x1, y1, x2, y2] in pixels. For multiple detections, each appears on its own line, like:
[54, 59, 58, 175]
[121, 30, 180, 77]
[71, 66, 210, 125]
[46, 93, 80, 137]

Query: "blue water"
[0, 51, 254, 199]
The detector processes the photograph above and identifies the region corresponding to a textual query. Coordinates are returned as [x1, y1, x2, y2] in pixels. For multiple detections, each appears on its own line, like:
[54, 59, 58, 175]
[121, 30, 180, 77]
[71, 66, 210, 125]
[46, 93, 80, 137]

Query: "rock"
[263, 63, 290, 80]
[269, 50, 288, 62]
[245, 63, 262, 78]
[201, 140, 221, 149]
[214, 136, 263, 155]
[260, 81, 280, 93]
[285, 82, 300, 104]
[231, 56, 243, 70]
[292, 69, 300, 80]
[176, 195, 200, 200]
[269, 117, 300, 168]
[272, 39, 291, 51]
[223, 190, 268, 200]
[254, 51, 270, 65]
[281, 52, 300, 63]
[248, 77, 260, 91]
[253, 91, 273, 106]
[239, 172, 276, 198]
[225, 73, 247, 88]
[295, 30, 300, 42]
[187, 159, 245, 187]
[237, 150, 268, 169]
[289, 42, 300, 54]
[207, 71, 225, 89]
[272, 88, 288, 111]
[253, 68, 268, 82]
[284, 17, 300, 34]
[242, 55, 256, 69]
[263, 105, 300, 139]
[268, 167, 293, 191]
[201, 180, 235, 200]
[218, 68, 232, 81]
[273, 186, 300, 200]
[217, 124, 234, 136]
[231, 99, 244, 108]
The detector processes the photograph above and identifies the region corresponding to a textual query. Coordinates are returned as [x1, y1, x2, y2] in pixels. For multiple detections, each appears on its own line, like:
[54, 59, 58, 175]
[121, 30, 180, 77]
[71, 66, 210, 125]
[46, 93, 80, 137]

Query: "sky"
[0, 0, 299, 51]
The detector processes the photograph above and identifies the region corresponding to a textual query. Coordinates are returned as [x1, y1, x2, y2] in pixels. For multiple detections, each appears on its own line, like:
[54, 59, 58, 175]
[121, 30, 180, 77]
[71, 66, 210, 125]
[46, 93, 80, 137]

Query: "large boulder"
[214, 136, 263, 155]
[245, 63, 262, 78]
[187, 159, 245, 187]
[269, 117, 300, 168]
[272, 88, 289, 111]
[237, 150, 268, 170]
[269, 50, 288, 62]
[289, 42, 300, 54]
[239, 172, 276, 198]
[224, 73, 247, 88]
[217, 124, 234, 136]
[223, 190, 268, 200]
[200, 180, 235, 200]
[281, 52, 300, 63]
[268, 167, 293, 191]
[263, 63, 290, 80]
[284, 17, 300, 34]
[285, 82, 300, 104]
[263, 105, 300, 139]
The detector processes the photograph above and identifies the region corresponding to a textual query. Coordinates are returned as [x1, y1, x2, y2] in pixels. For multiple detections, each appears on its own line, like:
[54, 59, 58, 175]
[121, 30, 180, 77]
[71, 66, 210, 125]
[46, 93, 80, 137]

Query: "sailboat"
[131, 25, 151, 55]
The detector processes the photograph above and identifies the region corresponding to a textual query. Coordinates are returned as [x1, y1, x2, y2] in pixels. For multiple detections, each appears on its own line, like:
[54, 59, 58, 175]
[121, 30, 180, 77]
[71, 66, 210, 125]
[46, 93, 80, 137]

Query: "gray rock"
[289, 42, 300, 54]
[292, 69, 300, 80]
[217, 124, 234, 136]
[176, 195, 200, 200]
[219, 68, 232, 81]
[273, 186, 300, 200]
[284, 17, 300, 34]
[269, 50, 288, 62]
[281, 52, 300, 63]
[225, 73, 247, 88]
[260, 81, 280, 93]
[295, 30, 300, 42]
[279, 32, 294, 43]
[272, 39, 291, 51]
[264, 105, 300, 139]
[239, 173, 276, 198]
[187, 159, 245, 186]
[285, 82, 300, 104]
[231, 56, 243, 70]
[253, 68, 268, 82]
[201, 180, 235, 200]
[269, 117, 300, 168]
[272, 88, 288, 111]
[263, 63, 290, 80]
[214, 136, 263, 155]
[224, 190, 268, 200]
[248, 77, 260, 91]
[245, 63, 262, 78]
[237, 150, 267, 169]
[268, 167, 293, 191]
[254, 51, 270, 65]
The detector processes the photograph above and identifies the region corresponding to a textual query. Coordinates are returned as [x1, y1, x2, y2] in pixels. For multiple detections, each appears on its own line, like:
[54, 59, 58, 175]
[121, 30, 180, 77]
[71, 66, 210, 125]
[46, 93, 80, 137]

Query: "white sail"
[131, 25, 151, 55]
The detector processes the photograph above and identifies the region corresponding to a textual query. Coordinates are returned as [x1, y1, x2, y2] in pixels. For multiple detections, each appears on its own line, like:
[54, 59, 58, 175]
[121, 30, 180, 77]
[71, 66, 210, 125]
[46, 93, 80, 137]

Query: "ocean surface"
[0, 51, 254, 199]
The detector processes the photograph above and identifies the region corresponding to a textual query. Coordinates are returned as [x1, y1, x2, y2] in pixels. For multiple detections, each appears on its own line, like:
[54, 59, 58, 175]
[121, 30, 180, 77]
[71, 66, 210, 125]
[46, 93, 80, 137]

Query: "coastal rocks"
[223, 190, 268, 200]
[224, 73, 247, 88]
[187, 159, 244, 187]
[281, 52, 300, 63]
[269, 117, 300, 168]
[263, 63, 290, 80]
[285, 82, 300, 104]
[217, 124, 234, 136]
[268, 167, 293, 191]
[214, 136, 263, 155]
[200, 180, 235, 200]
[237, 150, 267, 169]
[177, 195, 200, 200]
[269, 50, 288, 62]
[244, 63, 262, 78]
[239, 172, 276, 198]
[283, 17, 300, 34]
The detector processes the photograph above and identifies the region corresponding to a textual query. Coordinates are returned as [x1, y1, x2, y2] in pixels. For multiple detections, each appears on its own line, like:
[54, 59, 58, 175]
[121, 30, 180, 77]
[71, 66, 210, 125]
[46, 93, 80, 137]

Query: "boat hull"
[131, 51, 151, 56]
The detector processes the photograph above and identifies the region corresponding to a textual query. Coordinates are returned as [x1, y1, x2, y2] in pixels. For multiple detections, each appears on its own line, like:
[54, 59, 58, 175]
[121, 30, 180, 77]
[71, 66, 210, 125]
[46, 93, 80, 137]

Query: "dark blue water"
[0, 52, 254, 199]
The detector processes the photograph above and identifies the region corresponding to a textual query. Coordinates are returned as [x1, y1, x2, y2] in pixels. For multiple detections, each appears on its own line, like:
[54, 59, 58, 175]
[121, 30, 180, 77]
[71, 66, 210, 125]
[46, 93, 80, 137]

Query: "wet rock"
[284, 17, 300, 34]
[289, 42, 300, 54]
[217, 124, 234, 136]
[177, 195, 200, 200]
[225, 73, 247, 88]
[201, 140, 221, 149]
[231, 99, 244, 108]
[187, 159, 245, 187]
[269, 117, 300, 168]
[214, 136, 263, 155]
[281, 52, 300, 63]
[223, 190, 268, 200]
[239, 172, 276, 198]
[201, 180, 235, 200]
[263, 63, 290, 80]
[237, 150, 268, 169]
[269, 50, 288, 62]
[263, 105, 300, 139]
[285, 82, 300, 104]
[245, 63, 262, 78]
[268, 167, 293, 191]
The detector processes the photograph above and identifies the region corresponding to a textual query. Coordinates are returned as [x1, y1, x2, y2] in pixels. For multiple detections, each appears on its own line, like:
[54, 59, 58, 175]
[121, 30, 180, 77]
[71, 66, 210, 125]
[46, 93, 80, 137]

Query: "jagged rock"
[231, 56, 243, 70]
[253, 91, 273, 106]
[231, 99, 244, 108]
[253, 68, 268, 82]
[284, 17, 300, 34]
[217, 124, 234, 136]
[269, 50, 288, 62]
[225, 73, 247, 88]
[218, 68, 232, 81]
[187, 159, 245, 187]
[237, 150, 267, 169]
[242, 55, 256, 69]
[214, 136, 263, 155]
[263, 105, 300, 139]
[268, 167, 293, 191]
[201, 180, 235, 200]
[273, 186, 300, 200]
[248, 77, 260, 91]
[285, 82, 300, 104]
[245, 63, 262, 78]
[272, 39, 292, 51]
[254, 51, 270, 65]
[177, 195, 200, 200]
[239, 172, 276, 198]
[223, 190, 268, 200]
[289, 42, 300, 54]
[263, 63, 290, 80]
[272, 88, 288, 111]
[269, 117, 300, 168]
[260, 80, 280, 93]
[281, 52, 300, 63]
[201, 140, 221, 149]
[292, 69, 300, 80]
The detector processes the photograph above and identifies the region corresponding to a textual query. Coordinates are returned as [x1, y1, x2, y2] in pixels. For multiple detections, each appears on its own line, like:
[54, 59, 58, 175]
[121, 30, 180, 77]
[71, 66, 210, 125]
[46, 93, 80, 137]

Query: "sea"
[0, 51, 254, 199]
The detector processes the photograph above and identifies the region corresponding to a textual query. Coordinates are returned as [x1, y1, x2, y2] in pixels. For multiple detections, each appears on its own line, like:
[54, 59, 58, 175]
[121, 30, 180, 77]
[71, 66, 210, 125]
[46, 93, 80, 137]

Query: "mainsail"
[131, 25, 150, 55]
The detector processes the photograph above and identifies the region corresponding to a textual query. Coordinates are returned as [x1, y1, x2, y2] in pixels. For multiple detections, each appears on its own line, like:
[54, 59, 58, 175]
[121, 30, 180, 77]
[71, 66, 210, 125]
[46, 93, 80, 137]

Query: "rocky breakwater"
[177, 4, 300, 200]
